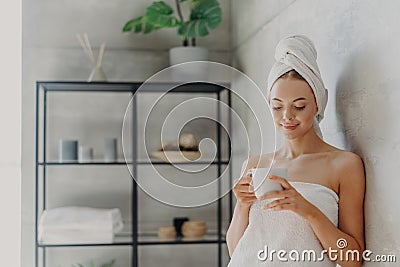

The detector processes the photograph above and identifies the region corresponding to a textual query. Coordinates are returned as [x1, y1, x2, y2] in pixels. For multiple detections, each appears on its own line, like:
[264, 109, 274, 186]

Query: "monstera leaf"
[178, 0, 221, 38]
[122, 0, 222, 43]
[123, 17, 157, 34]
[145, 1, 181, 28]
[123, 1, 180, 34]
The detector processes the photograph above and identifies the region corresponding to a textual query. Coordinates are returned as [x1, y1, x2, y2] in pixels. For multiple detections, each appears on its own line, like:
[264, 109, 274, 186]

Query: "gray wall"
[0, 0, 21, 265]
[22, 0, 231, 266]
[231, 0, 400, 265]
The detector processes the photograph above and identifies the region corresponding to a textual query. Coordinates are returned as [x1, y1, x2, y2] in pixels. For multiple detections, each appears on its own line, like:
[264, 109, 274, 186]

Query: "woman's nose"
[283, 108, 294, 121]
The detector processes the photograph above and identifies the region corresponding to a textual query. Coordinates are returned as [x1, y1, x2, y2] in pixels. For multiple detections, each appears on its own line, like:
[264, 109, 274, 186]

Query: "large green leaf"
[122, 16, 144, 33]
[122, 16, 164, 34]
[178, 0, 221, 38]
[123, 2, 180, 34]
[145, 1, 180, 28]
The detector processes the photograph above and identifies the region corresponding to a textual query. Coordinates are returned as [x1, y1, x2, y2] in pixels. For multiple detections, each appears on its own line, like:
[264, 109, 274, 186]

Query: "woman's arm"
[226, 157, 273, 256]
[307, 153, 365, 267]
[226, 201, 251, 256]
[226, 158, 258, 256]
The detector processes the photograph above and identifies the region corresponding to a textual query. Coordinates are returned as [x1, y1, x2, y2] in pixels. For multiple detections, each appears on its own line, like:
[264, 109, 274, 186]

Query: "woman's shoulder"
[328, 149, 364, 187]
[328, 148, 363, 166]
[245, 153, 274, 167]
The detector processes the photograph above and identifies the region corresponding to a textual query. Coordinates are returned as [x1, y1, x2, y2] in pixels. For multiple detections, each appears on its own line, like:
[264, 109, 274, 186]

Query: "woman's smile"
[281, 123, 299, 130]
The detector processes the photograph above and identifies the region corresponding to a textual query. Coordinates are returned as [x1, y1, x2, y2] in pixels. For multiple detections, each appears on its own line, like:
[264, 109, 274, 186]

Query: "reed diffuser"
[76, 33, 107, 82]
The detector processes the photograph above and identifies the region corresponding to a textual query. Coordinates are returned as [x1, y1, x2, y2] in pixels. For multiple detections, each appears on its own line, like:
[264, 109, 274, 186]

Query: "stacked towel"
[39, 206, 124, 244]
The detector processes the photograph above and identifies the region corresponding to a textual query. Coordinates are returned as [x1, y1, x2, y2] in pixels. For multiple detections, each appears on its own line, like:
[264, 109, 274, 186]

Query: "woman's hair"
[269, 70, 317, 104]
[278, 70, 306, 81]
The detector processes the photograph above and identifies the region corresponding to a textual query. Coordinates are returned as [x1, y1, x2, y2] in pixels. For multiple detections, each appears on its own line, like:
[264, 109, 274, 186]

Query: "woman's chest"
[272, 156, 339, 194]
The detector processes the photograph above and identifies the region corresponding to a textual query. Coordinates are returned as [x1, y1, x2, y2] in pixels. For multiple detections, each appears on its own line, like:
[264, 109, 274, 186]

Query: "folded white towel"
[39, 229, 114, 245]
[39, 206, 124, 244]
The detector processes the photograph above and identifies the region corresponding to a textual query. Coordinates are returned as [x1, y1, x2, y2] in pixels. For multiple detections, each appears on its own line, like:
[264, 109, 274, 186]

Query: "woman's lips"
[281, 124, 299, 130]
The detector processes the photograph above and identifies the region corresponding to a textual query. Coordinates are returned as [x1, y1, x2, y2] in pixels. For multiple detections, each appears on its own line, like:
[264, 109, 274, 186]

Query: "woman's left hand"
[259, 175, 319, 221]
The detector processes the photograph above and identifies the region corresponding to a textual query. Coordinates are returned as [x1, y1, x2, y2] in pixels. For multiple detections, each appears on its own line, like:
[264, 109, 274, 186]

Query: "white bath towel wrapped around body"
[39, 206, 124, 244]
[228, 161, 339, 266]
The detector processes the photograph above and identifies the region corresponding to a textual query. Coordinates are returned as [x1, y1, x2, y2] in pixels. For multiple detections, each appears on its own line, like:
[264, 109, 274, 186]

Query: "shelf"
[139, 160, 229, 165]
[138, 233, 226, 246]
[38, 81, 230, 94]
[37, 233, 226, 248]
[35, 81, 232, 267]
[38, 160, 129, 166]
[38, 160, 230, 166]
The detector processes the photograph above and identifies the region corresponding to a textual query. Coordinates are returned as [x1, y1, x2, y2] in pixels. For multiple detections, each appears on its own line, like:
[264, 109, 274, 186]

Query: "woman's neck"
[279, 130, 326, 159]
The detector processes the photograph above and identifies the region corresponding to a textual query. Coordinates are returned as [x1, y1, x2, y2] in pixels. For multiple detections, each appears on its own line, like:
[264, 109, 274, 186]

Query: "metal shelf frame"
[35, 81, 233, 267]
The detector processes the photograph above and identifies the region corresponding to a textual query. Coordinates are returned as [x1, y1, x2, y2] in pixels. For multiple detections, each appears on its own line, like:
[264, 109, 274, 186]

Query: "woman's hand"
[259, 175, 319, 220]
[233, 172, 257, 208]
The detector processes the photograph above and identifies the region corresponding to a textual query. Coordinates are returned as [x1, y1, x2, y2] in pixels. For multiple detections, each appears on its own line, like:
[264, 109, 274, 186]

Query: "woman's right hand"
[233, 171, 257, 208]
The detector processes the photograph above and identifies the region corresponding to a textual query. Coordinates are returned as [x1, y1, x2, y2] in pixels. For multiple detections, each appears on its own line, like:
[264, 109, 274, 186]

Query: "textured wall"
[231, 0, 400, 265]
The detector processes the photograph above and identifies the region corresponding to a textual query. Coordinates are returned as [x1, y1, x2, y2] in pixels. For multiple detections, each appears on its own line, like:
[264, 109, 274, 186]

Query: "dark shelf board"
[37, 81, 230, 94]
[138, 160, 230, 165]
[38, 160, 230, 166]
[138, 233, 226, 245]
[38, 160, 131, 166]
[37, 242, 133, 248]
[37, 233, 226, 247]
[38, 161, 129, 165]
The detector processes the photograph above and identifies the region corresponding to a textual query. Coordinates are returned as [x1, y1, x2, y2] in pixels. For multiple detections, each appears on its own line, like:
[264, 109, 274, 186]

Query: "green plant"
[122, 0, 222, 46]
[64, 259, 116, 267]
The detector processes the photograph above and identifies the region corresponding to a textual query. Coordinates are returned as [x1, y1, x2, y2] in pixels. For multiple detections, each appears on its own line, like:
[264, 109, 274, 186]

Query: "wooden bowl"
[182, 221, 207, 238]
[151, 151, 201, 163]
[158, 226, 176, 240]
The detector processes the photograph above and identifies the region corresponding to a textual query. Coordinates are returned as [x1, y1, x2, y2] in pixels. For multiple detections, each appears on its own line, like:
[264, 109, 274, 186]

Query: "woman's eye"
[272, 106, 305, 111]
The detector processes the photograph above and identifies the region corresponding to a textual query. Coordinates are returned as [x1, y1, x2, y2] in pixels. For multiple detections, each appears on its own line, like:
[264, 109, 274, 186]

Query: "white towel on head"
[267, 35, 328, 139]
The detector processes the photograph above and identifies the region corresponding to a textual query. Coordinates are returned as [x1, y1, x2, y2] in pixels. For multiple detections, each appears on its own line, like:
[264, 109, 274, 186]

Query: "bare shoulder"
[330, 150, 364, 172]
[329, 150, 365, 194]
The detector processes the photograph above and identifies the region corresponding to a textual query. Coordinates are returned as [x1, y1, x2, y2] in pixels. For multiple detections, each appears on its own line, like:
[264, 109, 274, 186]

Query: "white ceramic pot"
[169, 46, 209, 65]
[169, 46, 209, 81]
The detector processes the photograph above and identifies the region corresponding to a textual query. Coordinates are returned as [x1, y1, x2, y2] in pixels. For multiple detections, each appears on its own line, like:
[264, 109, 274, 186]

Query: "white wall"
[0, 0, 21, 266]
[22, 0, 231, 266]
[231, 0, 400, 265]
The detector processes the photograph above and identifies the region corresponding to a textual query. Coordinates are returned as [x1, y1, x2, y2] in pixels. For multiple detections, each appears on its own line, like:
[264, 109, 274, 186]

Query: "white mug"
[250, 168, 287, 199]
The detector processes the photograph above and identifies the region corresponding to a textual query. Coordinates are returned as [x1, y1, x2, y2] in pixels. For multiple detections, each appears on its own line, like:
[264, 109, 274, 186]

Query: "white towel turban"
[267, 35, 328, 139]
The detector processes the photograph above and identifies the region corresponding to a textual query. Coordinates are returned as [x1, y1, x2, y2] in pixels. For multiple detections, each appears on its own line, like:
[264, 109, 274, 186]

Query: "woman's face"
[269, 78, 318, 139]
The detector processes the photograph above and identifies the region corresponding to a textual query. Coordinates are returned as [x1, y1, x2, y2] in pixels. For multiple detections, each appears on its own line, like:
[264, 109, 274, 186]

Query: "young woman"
[226, 35, 365, 266]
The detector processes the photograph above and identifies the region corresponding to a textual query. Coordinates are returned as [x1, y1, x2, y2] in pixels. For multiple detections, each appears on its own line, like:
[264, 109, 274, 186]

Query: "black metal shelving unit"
[35, 81, 233, 267]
